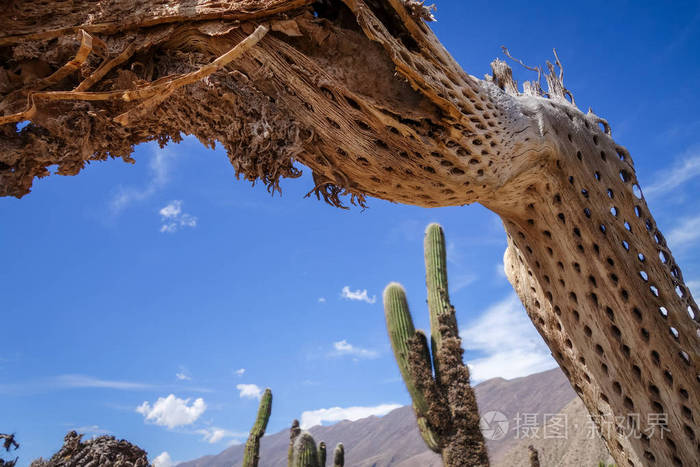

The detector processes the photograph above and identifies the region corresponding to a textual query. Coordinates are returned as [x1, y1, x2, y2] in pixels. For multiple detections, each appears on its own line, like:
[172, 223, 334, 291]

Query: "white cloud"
[667, 215, 700, 249]
[300, 403, 401, 429]
[72, 425, 110, 436]
[331, 340, 378, 359]
[196, 427, 246, 444]
[159, 200, 197, 233]
[236, 384, 263, 400]
[318, 297, 326, 303]
[460, 294, 556, 383]
[234, 368, 246, 377]
[450, 273, 477, 293]
[153, 452, 175, 467]
[175, 372, 191, 381]
[109, 146, 177, 215]
[136, 394, 206, 429]
[340, 286, 376, 304]
[644, 148, 700, 198]
[55, 374, 152, 391]
[686, 280, 700, 295]
[160, 202, 182, 219]
[496, 262, 507, 279]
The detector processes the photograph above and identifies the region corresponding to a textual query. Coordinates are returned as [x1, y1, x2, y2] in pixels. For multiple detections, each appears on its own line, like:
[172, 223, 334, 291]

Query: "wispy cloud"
[72, 425, 110, 437]
[159, 200, 197, 233]
[109, 146, 177, 215]
[236, 383, 263, 400]
[300, 403, 401, 429]
[176, 366, 191, 381]
[330, 340, 378, 359]
[318, 297, 326, 303]
[460, 294, 556, 383]
[136, 394, 207, 429]
[234, 368, 246, 377]
[196, 427, 246, 444]
[450, 273, 477, 293]
[340, 286, 376, 304]
[0, 375, 213, 395]
[667, 215, 700, 249]
[686, 280, 700, 295]
[153, 452, 175, 467]
[644, 146, 700, 198]
[55, 374, 153, 391]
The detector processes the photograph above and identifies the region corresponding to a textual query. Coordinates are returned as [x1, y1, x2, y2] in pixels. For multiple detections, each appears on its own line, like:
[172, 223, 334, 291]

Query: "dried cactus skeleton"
[383, 224, 488, 466]
[2, 1, 698, 465]
[28, 431, 150, 467]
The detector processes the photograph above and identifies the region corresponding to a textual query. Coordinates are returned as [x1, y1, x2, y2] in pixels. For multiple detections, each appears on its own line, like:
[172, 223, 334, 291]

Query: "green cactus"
[242, 388, 272, 467]
[290, 432, 319, 467]
[287, 419, 301, 466]
[383, 223, 489, 467]
[332, 443, 344, 467]
[317, 441, 326, 466]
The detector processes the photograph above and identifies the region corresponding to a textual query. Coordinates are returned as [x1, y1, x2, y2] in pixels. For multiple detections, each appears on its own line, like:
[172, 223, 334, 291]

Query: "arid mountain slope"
[178, 368, 609, 466]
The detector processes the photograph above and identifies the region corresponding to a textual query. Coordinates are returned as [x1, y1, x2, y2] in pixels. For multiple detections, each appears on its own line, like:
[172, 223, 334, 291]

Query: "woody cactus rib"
[383, 223, 488, 467]
[2, 1, 698, 465]
[242, 388, 272, 467]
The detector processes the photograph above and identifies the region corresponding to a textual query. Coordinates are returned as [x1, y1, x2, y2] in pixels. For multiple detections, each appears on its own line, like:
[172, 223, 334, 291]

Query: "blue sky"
[2, 1, 699, 466]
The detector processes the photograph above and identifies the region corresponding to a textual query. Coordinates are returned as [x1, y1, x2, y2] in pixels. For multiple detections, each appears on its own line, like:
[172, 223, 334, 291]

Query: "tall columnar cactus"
[332, 443, 344, 467]
[287, 419, 301, 466]
[242, 388, 272, 467]
[317, 441, 326, 466]
[383, 223, 489, 467]
[290, 432, 319, 467]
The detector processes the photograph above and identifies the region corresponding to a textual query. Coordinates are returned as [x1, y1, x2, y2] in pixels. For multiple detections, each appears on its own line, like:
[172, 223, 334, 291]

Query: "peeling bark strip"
[1, 2, 698, 466]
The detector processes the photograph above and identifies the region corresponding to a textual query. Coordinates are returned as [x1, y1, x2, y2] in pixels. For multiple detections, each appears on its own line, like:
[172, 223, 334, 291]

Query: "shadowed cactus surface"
[332, 443, 344, 467]
[383, 223, 488, 467]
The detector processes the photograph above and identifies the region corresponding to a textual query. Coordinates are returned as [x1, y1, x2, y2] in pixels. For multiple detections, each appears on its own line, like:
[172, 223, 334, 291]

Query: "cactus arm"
[332, 443, 344, 467]
[424, 223, 459, 383]
[416, 416, 440, 453]
[242, 388, 272, 467]
[292, 432, 320, 467]
[317, 441, 326, 466]
[383, 282, 432, 416]
[287, 419, 301, 467]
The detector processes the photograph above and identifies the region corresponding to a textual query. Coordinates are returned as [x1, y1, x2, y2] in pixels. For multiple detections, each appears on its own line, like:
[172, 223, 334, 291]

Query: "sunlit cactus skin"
[242, 388, 272, 467]
[332, 443, 344, 467]
[291, 432, 320, 467]
[383, 283, 430, 416]
[382, 223, 489, 466]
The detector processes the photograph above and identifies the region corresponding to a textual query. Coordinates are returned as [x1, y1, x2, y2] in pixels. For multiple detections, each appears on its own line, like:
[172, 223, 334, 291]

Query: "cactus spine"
[242, 388, 272, 467]
[383, 223, 489, 467]
[332, 443, 344, 467]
